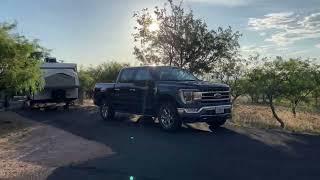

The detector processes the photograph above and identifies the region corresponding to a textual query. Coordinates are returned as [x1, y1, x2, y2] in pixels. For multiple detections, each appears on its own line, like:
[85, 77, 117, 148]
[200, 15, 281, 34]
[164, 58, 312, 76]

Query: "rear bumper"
[177, 105, 232, 123]
[29, 98, 77, 104]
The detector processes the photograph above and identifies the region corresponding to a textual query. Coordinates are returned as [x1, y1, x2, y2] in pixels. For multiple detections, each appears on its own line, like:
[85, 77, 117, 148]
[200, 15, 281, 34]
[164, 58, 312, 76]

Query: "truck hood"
[157, 80, 229, 91]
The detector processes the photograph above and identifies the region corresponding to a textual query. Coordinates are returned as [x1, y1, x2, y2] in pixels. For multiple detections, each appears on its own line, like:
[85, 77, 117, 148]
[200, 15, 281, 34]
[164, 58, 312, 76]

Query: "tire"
[23, 100, 34, 110]
[207, 118, 227, 128]
[158, 102, 181, 131]
[64, 102, 70, 110]
[23, 100, 31, 110]
[100, 100, 115, 121]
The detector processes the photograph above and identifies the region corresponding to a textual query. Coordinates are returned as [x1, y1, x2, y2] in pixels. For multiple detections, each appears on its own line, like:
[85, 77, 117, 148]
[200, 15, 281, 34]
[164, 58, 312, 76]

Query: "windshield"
[153, 67, 198, 81]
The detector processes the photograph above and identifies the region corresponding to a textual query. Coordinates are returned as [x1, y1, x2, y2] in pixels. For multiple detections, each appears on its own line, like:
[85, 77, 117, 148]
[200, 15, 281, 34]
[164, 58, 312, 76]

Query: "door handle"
[129, 88, 136, 92]
[114, 88, 120, 91]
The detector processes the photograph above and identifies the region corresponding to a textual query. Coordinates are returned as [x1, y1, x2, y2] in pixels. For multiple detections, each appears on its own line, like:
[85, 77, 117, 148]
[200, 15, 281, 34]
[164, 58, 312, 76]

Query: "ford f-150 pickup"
[93, 66, 232, 131]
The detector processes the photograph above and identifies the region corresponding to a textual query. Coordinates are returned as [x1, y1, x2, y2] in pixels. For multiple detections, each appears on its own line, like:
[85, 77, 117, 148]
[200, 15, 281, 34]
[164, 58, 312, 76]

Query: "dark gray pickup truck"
[93, 66, 231, 131]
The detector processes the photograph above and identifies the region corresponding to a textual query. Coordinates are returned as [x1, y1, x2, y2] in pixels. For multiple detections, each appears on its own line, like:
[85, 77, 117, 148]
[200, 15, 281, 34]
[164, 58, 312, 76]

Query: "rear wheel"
[64, 102, 70, 110]
[158, 102, 181, 131]
[23, 100, 32, 110]
[100, 101, 115, 121]
[207, 118, 227, 128]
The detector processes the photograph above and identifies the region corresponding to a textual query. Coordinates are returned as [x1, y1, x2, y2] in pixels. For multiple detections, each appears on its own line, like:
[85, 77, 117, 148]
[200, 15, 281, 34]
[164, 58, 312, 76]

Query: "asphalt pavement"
[18, 106, 320, 180]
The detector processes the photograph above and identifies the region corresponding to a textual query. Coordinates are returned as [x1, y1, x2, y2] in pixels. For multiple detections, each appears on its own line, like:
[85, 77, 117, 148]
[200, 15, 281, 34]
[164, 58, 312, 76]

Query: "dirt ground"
[0, 111, 114, 179]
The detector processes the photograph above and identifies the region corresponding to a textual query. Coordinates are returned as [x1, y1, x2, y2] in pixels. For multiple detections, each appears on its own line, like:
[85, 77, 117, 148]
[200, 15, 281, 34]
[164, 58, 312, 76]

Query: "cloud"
[259, 32, 266, 36]
[186, 0, 253, 7]
[240, 44, 313, 58]
[241, 43, 293, 57]
[248, 12, 320, 46]
[241, 44, 275, 55]
[248, 12, 295, 30]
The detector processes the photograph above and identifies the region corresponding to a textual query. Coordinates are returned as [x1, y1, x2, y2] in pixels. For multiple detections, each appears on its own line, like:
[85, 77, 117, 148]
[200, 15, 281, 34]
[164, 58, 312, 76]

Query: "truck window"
[118, 68, 136, 83]
[154, 67, 198, 81]
[134, 68, 153, 81]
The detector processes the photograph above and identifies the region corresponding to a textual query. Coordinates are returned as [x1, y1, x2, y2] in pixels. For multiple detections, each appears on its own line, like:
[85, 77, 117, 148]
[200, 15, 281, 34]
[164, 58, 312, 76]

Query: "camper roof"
[41, 63, 77, 70]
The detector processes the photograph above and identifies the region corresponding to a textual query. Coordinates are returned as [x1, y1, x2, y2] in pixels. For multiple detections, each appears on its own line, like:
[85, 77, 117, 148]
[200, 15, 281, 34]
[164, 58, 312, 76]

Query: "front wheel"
[100, 101, 115, 121]
[158, 103, 181, 131]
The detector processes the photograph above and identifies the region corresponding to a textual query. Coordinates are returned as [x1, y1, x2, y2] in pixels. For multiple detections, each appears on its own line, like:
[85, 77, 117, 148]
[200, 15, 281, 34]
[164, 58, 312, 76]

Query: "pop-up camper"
[28, 58, 79, 108]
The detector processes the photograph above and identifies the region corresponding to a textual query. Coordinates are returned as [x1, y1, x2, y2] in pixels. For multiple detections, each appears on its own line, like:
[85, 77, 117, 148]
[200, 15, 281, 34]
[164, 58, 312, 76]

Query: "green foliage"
[0, 22, 44, 95]
[280, 58, 318, 117]
[211, 56, 248, 103]
[245, 58, 288, 127]
[244, 56, 320, 127]
[78, 69, 95, 93]
[79, 62, 128, 95]
[242, 55, 269, 103]
[133, 0, 241, 74]
[91, 62, 128, 83]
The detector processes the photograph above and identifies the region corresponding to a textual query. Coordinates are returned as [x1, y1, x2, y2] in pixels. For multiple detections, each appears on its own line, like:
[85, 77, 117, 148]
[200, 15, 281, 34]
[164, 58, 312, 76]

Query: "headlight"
[179, 89, 202, 104]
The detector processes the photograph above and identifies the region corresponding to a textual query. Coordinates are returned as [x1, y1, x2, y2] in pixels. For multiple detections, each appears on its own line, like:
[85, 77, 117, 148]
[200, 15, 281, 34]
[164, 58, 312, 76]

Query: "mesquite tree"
[133, 0, 241, 75]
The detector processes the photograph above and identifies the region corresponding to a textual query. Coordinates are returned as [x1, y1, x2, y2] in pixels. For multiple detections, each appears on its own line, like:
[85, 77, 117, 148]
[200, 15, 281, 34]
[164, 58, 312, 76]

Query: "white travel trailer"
[28, 61, 79, 108]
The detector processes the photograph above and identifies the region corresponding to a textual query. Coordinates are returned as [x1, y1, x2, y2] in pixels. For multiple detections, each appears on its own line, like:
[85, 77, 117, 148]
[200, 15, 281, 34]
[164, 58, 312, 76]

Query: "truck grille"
[200, 89, 230, 104]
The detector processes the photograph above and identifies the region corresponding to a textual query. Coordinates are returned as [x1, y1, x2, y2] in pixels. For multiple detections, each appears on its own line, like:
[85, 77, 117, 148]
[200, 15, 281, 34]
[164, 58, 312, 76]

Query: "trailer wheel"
[64, 102, 70, 110]
[23, 100, 34, 110]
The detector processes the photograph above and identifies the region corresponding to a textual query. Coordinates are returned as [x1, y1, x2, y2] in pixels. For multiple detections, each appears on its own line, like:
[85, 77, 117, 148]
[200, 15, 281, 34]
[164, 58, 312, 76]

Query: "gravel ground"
[0, 111, 114, 180]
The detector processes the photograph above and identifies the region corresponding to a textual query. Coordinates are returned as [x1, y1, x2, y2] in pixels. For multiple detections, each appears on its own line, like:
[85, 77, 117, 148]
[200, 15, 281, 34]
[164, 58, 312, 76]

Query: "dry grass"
[232, 104, 320, 135]
[0, 112, 32, 138]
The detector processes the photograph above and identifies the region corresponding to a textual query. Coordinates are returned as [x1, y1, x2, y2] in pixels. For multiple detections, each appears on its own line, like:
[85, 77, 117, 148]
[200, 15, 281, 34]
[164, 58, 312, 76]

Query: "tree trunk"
[169, 46, 173, 66]
[262, 94, 267, 104]
[232, 95, 240, 105]
[291, 100, 298, 118]
[4, 95, 9, 108]
[179, 49, 183, 68]
[268, 95, 285, 128]
[255, 95, 259, 103]
[79, 89, 84, 105]
[291, 106, 297, 118]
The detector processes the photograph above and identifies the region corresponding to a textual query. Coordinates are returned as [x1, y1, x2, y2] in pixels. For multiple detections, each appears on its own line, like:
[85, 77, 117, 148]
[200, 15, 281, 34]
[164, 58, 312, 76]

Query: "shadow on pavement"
[17, 106, 320, 180]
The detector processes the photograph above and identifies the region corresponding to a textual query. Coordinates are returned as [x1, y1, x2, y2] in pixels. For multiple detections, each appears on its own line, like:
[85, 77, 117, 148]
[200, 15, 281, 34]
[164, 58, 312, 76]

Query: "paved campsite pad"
[2, 107, 320, 180]
[0, 112, 114, 179]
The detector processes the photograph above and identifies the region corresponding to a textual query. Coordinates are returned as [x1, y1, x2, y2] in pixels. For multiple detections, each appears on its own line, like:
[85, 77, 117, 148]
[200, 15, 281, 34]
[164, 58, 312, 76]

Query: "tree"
[246, 58, 286, 128]
[133, 0, 241, 74]
[311, 64, 320, 108]
[281, 58, 318, 117]
[0, 22, 45, 106]
[79, 62, 128, 98]
[78, 68, 95, 99]
[211, 56, 248, 104]
[92, 62, 128, 83]
[241, 54, 269, 103]
[245, 68, 265, 103]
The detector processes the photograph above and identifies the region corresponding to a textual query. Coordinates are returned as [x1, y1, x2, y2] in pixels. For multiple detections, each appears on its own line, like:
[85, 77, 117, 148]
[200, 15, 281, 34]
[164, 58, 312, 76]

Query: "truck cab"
[94, 66, 231, 131]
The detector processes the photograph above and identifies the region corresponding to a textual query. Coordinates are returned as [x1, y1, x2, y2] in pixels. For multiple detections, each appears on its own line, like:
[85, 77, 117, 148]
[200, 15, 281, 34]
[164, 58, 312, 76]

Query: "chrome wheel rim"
[101, 104, 109, 119]
[160, 107, 174, 128]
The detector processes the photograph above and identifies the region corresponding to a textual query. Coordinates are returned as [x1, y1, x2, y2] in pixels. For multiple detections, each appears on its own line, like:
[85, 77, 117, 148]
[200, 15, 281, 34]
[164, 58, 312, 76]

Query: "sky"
[1, 0, 320, 66]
